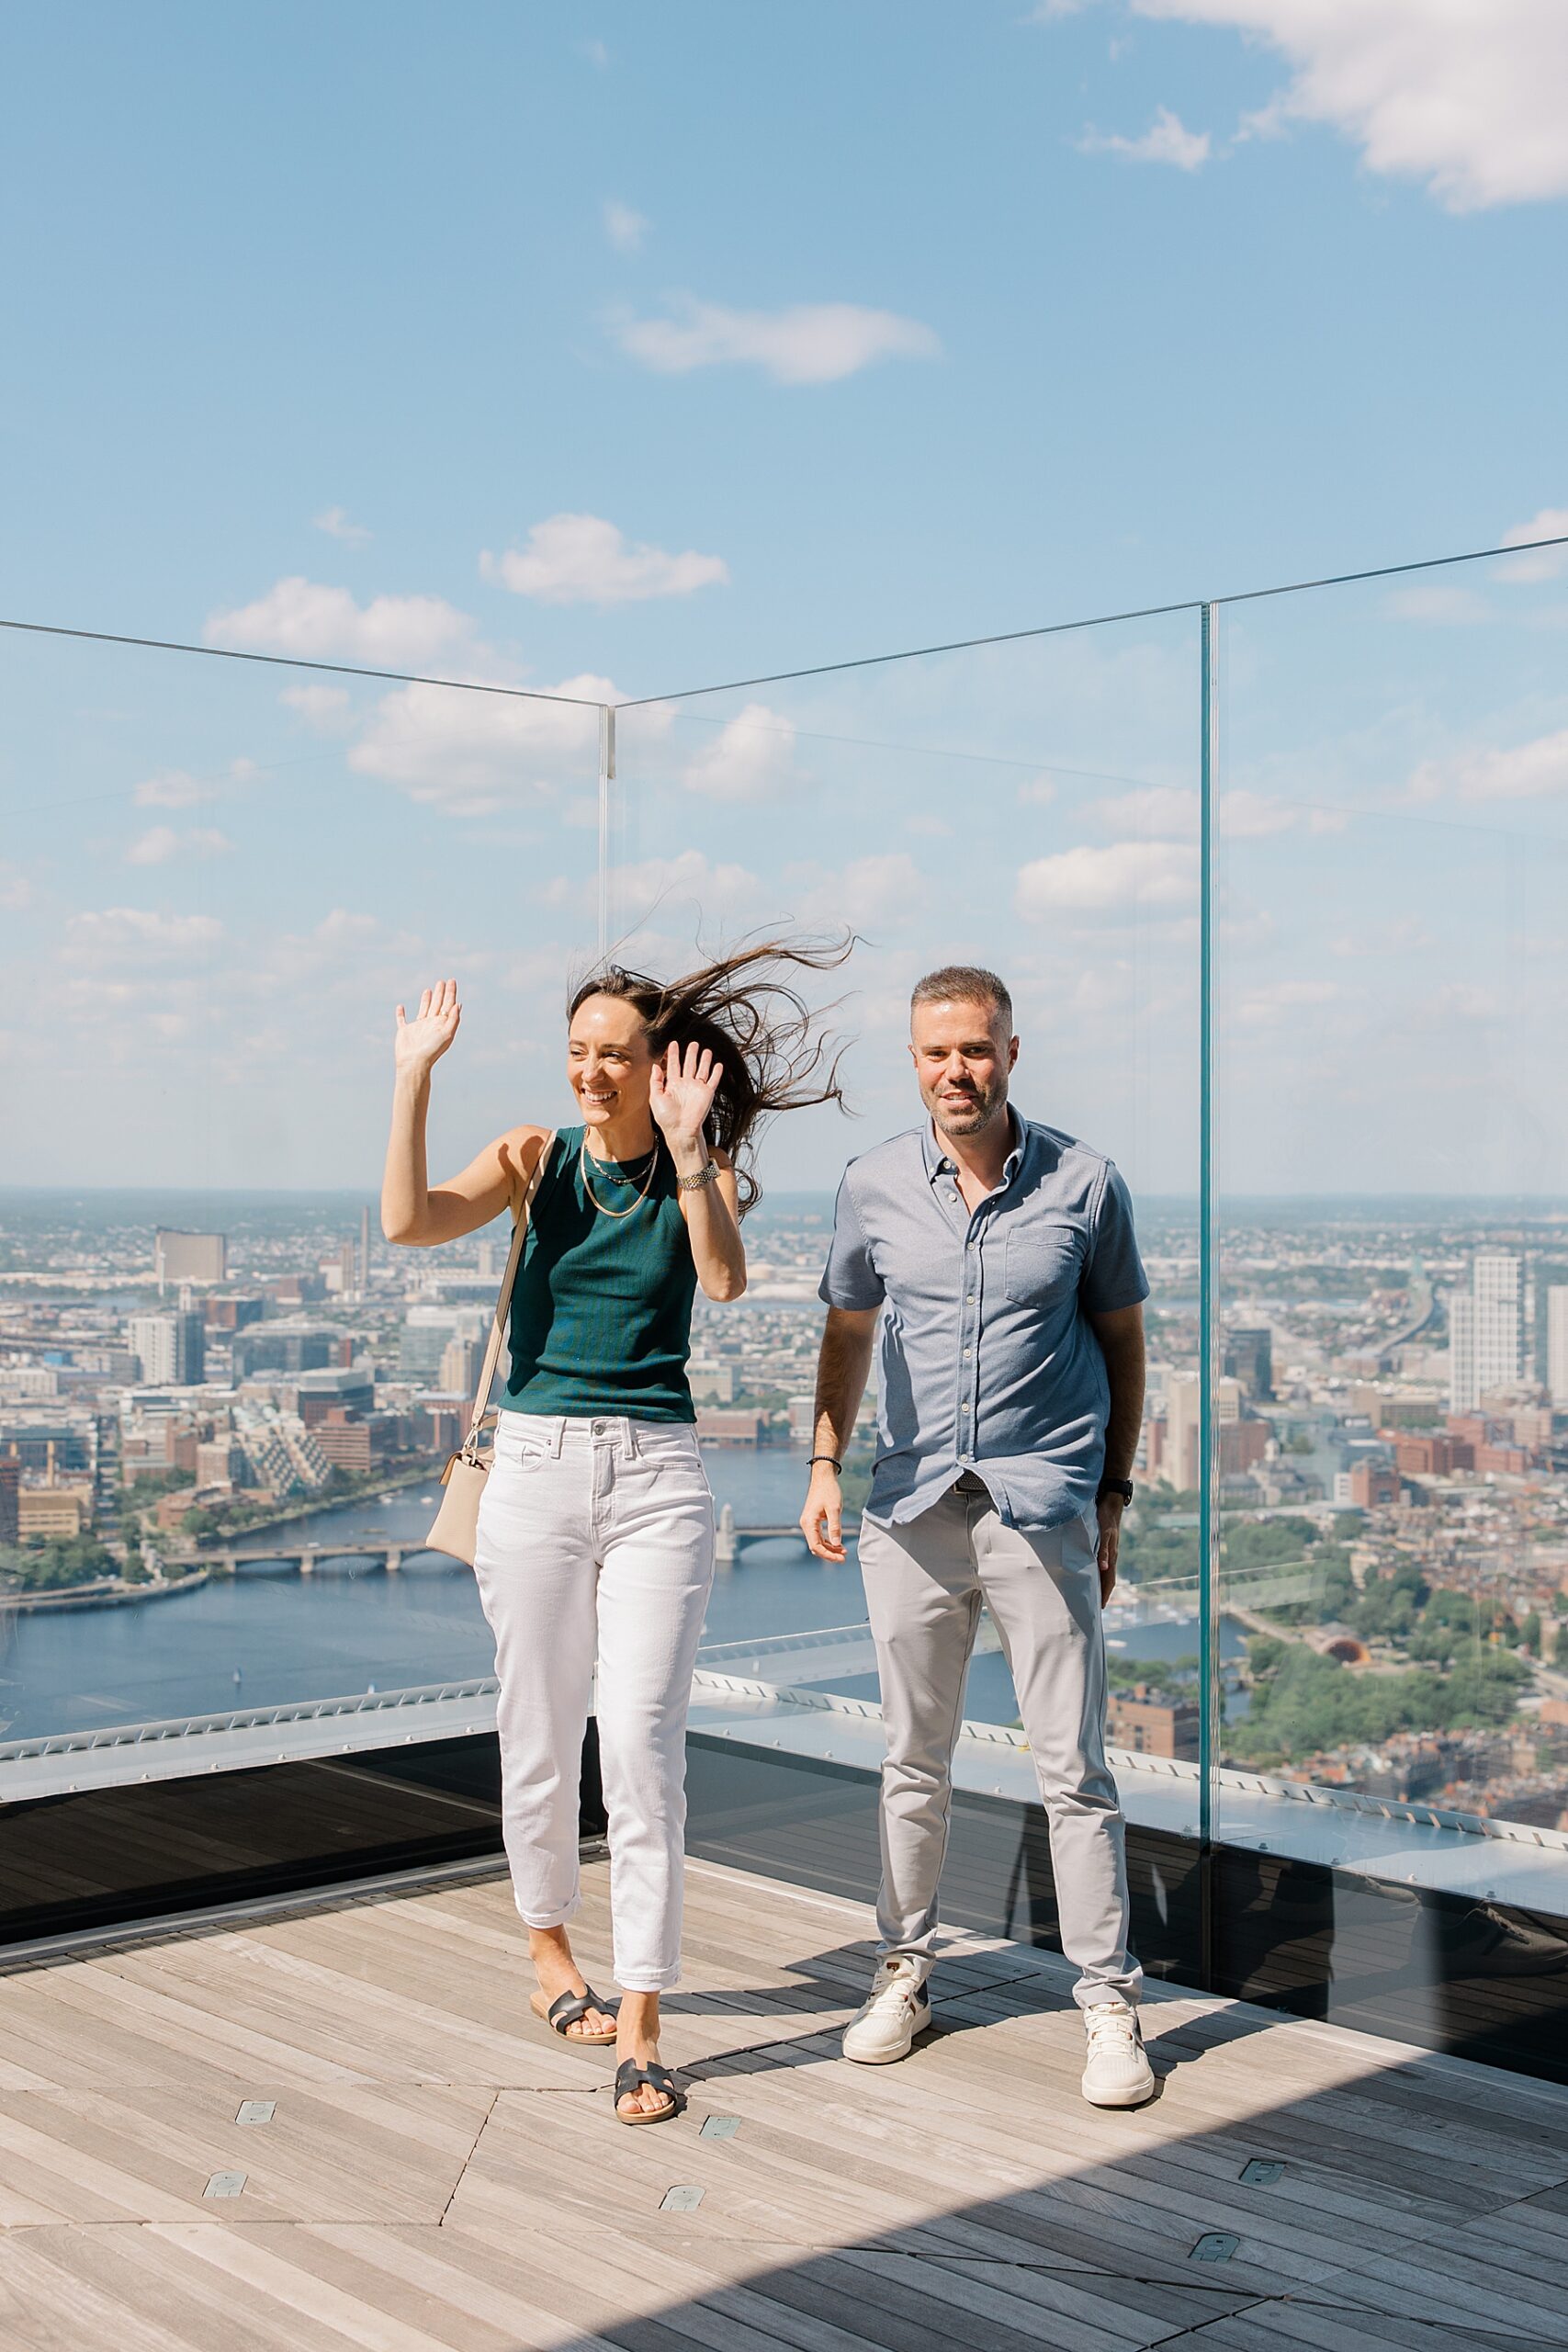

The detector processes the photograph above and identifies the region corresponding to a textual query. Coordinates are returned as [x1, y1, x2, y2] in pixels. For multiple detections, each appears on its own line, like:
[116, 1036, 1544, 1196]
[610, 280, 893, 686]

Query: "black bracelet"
[808, 1453, 843, 1473]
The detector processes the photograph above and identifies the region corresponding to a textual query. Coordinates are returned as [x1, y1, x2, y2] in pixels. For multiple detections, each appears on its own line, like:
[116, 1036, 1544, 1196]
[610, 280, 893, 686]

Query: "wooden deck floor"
[0, 1853, 1565, 2351]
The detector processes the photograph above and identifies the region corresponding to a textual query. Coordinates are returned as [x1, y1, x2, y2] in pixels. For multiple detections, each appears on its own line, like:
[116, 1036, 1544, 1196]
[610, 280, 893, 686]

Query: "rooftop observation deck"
[0, 1854, 1564, 2351]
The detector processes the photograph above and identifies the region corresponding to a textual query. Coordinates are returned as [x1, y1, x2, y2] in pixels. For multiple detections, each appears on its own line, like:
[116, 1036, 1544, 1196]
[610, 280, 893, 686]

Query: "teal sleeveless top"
[498, 1125, 699, 1423]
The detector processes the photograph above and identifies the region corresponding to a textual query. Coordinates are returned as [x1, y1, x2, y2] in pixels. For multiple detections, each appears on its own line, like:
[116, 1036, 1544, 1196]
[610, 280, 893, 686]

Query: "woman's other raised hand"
[649, 1039, 722, 1150]
[395, 978, 462, 1080]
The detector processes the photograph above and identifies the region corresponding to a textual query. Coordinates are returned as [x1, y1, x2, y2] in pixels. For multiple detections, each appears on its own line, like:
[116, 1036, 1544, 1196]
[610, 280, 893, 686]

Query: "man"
[800, 965, 1154, 2107]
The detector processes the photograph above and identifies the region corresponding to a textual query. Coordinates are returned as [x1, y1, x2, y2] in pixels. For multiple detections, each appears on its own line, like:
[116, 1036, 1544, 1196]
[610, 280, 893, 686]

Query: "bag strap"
[462, 1131, 556, 1452]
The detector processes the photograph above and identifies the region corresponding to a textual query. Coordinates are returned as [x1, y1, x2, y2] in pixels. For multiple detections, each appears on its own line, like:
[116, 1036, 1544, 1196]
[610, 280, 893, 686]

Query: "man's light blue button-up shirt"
[818, 1111, 1149, 1533]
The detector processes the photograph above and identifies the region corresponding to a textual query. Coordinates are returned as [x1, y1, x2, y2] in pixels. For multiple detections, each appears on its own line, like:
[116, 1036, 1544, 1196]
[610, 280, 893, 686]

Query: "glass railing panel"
[0, 629, 604, 1773]
[613, 616, 1204, 1810]
[1213, 549, 1568, 1907]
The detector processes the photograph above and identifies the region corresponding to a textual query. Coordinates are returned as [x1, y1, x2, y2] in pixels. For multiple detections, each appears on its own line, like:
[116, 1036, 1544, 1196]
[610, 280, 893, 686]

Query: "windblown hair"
[567, 932, 854, 1216]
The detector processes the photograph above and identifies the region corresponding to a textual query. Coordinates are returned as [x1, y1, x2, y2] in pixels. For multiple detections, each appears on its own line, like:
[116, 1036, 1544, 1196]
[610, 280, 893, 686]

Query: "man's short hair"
[909, 966, 1013, 1030]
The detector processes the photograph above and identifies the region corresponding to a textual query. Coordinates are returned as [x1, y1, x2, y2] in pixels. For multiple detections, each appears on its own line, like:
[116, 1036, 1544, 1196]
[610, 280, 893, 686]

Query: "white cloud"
[1408, 727, 1568, 804]
[63, 909, 223, 967]
[792, 853, 927, 931]
[281, 683, 354, 731]
[1235, 978, 1340, 1026]
[1079, 106, 1211, 169]
[681, 704, 799, 802]
[1495, 506, 1568, 583]
[1018, 775, 1057, 806]
[1092, 785, 1293, 839]
[133, 759, 256, 809]
[614, 298, 941, 385]
[480, 514, 728, 605]
[600, 848, 761, 927]
[1095, 785, 1199, 838]
[1016, 841, 1199, 915]
[348, 673, 616, 815]
[603, 199, 648, 253]
[313, 505, 371, 545]
[1134, 0, 1568, 209]
[0, 862, 32, 911]
[124, 826, 232, 866]
[1330, 915, 1435, 958]
[206, 577, 477, 669]
[1385, 583, 1494, 625]
[1224, 789, 1299, 839]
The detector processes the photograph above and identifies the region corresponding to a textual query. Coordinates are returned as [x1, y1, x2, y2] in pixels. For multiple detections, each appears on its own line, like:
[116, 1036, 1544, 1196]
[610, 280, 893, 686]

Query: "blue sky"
[2, 3, 1566, 1201]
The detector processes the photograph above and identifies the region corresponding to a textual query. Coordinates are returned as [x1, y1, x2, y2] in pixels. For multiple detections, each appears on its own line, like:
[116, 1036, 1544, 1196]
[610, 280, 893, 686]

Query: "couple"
[381, 940, 1154, 2127]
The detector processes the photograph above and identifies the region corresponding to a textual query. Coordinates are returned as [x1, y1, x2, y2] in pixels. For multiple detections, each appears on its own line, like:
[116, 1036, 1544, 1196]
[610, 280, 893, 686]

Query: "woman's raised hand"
[395, 978, 462, 1080]
[649, 1039, 722, 1148]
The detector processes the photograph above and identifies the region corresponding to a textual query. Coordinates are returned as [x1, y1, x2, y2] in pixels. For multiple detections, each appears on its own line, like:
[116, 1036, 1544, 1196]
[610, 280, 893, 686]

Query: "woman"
[380, 944, 846, 2124]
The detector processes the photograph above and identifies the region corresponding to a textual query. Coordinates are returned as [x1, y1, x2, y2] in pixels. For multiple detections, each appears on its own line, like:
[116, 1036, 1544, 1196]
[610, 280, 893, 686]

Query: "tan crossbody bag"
[425, 1132, 557, 1566]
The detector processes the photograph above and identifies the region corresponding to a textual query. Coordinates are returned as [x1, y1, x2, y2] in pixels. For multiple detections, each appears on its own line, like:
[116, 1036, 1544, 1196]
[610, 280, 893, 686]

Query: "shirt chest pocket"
[1003, 1219, 1083, 1307]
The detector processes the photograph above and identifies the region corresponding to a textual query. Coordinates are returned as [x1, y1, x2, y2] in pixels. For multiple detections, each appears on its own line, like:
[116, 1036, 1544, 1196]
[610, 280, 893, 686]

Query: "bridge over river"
[191, 1504, 862, 1577]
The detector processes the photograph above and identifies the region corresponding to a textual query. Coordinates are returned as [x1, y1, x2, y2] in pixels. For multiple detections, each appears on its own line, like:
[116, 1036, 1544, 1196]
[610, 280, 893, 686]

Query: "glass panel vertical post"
[597, 703, 615, 960]
[1199, 598, 1220, 1985]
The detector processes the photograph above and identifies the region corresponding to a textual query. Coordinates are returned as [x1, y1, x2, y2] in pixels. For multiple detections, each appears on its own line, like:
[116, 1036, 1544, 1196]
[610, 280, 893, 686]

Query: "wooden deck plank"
[0, 1853, 1563, 2352]
[0, 2084, 492, 2226]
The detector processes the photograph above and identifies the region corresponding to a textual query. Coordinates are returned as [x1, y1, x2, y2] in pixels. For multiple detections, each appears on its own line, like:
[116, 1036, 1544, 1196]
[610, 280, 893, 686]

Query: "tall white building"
[1448, 1253, 1523, 1414]
[127, 1311, 205, 1387]
[1157, 1373, 1239, 1491]
[1549, 1284, 1568, 1409]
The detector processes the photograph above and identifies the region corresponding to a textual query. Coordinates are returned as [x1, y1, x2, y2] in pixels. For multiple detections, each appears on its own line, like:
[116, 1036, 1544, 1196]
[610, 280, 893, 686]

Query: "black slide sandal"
[614, 2058, 679, 2125]
[530, 1984, 618, 2044]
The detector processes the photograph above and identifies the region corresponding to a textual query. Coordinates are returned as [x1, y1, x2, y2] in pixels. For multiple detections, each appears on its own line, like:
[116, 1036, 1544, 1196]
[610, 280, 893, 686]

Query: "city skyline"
[5, 1183, 1566, 1834]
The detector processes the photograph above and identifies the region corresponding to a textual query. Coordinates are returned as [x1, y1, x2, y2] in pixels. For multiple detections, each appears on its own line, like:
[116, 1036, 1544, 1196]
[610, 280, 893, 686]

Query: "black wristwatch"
[1096, 1477, 1134, 1506]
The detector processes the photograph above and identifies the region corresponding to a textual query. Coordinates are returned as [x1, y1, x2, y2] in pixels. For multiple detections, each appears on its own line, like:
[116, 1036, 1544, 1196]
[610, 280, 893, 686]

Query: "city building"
[233, 1408, 333, 1496]
[438, 1336, 483, 1398]
[1219, 1419, 1269, 1477]
[417, 1398, 465, 1455]
[232, 1326, 335, 1378]
[196, 1438, 244, 1488]
[17, 1486, 91, 1540]
[1348, 1458, 1402, 1509]
[1449, 1252, 1523, 1414]
[1108, 1685, 1200, 1761]
[400, 1307, 476, 1378]
[311, 1409, 376, 1476]
[1393, 1432, 1471, 1477]
[1224, 1325, 1274, 1400]
[127, 1311, 205, 1387]
[1158, 1374, 1240, 1491]
[153, 1229, 226, 1288]
[321, 1240, 357, 1295]
[695, 1408, 768, 1445]
[201, 1295, 265, 1332]
[295, 1366, 376, 1428]
[0, 1458, 17, 1544]
[1550, 1284, 1568, 1410]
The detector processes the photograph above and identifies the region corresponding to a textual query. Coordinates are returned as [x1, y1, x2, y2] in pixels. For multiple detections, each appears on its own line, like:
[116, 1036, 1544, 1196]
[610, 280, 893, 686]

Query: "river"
[0, 1449, 1231, 1742]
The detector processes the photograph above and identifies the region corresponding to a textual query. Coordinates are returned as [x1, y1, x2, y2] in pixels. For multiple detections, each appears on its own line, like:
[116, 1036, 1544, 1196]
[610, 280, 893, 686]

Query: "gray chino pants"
[859, 1473, 1142, 2008]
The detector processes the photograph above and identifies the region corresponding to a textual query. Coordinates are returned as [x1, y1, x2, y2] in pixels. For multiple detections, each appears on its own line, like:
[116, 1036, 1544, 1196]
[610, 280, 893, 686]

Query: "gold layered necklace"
[580, 1131, 660, 1220]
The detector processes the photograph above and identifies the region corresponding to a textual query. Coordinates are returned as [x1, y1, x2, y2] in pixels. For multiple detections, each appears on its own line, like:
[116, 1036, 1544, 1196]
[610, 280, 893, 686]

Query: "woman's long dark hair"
[567, 932, 853, 1215]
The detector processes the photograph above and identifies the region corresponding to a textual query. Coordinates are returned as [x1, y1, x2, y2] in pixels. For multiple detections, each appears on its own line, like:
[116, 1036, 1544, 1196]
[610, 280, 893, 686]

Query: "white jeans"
[471, 1411, 716, 1991]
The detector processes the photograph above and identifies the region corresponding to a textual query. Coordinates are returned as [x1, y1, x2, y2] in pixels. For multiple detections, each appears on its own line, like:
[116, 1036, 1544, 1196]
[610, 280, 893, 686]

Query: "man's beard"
[928, 1079, 1007, 1138]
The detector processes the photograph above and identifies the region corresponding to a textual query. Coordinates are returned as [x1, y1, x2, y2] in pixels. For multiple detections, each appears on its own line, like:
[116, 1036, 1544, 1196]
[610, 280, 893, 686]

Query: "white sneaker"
[1081, 1998, 1155, 2107]
[841, 1956, 932, 2064]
